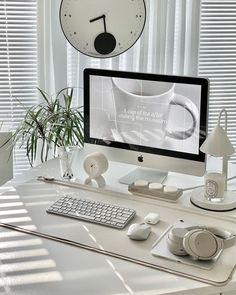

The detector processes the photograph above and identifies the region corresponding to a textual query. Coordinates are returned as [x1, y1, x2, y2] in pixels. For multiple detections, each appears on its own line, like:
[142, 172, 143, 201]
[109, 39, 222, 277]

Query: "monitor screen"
[84, 69, 208, 177]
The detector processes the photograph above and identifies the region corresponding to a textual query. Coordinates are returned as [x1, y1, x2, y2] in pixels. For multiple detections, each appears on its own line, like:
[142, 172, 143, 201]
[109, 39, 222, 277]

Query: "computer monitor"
[84, 68, 208, 184]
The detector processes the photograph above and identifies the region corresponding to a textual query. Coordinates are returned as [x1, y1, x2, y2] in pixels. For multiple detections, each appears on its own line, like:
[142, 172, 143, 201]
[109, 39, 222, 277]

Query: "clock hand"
[90, 14, 107, 33]
[89, 14, 116, 55]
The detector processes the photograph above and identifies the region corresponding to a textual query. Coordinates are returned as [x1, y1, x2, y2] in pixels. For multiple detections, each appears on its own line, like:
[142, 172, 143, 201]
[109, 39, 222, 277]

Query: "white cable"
[182, 176, 236, 192]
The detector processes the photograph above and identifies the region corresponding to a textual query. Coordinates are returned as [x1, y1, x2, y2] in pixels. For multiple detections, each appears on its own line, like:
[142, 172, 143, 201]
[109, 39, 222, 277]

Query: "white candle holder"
[204, 171, 226, 202]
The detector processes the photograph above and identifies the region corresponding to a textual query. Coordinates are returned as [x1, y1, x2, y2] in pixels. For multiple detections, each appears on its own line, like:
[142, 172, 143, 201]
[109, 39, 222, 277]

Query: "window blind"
[0, 0, 38, 175]
[199, 0, 236, 162]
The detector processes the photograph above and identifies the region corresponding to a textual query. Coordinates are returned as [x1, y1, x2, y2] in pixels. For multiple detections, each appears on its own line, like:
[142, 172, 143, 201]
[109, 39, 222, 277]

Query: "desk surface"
[1, 151, 236, 295]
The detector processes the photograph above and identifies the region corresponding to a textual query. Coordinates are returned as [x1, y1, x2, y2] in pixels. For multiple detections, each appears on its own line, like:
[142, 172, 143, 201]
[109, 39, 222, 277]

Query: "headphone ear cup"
[183, 229, 220, 260]
[167, 228, 189, 256]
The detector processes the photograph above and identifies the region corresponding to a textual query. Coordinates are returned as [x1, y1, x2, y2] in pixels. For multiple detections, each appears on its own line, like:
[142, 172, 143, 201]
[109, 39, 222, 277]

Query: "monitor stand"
[119, 167, 168, 185]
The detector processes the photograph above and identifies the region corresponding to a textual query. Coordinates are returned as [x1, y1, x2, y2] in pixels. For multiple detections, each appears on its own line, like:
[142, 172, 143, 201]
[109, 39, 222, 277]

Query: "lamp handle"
[218, 108, 228, 134]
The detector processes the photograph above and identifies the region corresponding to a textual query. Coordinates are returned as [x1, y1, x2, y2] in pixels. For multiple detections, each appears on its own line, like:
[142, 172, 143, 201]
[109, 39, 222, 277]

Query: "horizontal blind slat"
[199, 0, 236, 164]
[0, 0, 38, 175]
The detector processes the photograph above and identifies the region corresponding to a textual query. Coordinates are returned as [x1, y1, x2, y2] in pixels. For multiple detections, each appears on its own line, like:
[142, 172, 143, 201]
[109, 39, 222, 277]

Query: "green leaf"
[2, 86, 84, 166]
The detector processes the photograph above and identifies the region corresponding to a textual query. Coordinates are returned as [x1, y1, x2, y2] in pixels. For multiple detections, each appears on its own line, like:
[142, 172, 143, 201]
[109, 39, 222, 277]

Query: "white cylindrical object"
[164, 185, 178, 193]
[149, 183, 163, 190]
[134, 179, 149, 187]
[204, 171, 226, 202]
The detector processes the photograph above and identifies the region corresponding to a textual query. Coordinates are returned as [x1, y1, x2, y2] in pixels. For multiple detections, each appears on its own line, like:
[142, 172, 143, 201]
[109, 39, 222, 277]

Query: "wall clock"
[59, 0, 146, 58]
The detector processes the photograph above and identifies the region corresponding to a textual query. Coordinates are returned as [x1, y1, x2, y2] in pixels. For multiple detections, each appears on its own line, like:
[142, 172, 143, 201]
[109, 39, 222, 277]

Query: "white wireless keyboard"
[46, 195, 136, 229]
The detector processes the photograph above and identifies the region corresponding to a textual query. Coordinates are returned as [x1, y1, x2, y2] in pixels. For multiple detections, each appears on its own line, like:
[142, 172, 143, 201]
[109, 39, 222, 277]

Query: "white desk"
[1, 152, 236, 295]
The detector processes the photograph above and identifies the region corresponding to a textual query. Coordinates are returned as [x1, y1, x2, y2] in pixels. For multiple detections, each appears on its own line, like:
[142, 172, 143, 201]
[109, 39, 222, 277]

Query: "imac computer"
[84, 68, 209, 184]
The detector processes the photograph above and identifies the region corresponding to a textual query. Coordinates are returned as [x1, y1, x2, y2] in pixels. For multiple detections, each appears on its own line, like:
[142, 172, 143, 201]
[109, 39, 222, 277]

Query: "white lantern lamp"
[191, 109, 236, 211]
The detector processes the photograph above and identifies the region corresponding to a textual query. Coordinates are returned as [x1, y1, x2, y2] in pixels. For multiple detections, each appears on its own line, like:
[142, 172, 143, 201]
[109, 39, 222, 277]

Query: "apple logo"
[138, 155, 144, 163]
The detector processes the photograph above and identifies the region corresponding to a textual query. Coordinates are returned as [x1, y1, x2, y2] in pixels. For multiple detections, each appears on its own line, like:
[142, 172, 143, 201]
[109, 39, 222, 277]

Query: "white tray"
[151, 220, 221, 270]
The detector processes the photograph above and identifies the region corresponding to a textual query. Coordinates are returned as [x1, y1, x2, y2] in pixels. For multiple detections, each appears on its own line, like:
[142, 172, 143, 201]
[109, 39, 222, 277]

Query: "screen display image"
[89, 76, 201, 155]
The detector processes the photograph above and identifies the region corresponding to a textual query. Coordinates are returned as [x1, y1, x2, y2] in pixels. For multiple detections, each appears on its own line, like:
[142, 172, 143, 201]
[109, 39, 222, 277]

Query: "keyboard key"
[76, 213, 95, 221]
[111, 218, 126, 224]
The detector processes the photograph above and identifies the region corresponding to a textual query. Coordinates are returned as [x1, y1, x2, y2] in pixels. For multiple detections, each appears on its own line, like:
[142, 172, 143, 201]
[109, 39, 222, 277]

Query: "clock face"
[60, 0, 146, 58]
[84, 158, 100, 177]
[84, 153, 108, 177]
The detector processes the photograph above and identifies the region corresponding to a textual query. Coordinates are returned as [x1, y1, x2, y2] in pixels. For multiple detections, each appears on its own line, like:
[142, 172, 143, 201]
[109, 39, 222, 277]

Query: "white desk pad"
[0, 179, 236, 286]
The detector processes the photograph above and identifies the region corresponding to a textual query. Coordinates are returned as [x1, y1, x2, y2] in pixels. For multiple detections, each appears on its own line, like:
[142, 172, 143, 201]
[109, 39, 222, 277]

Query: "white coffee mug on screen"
[112, 78, 198, 143]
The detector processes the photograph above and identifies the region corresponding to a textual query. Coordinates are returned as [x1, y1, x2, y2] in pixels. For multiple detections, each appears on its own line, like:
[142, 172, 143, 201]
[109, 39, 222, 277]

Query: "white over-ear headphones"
[167, 225, 236, 260]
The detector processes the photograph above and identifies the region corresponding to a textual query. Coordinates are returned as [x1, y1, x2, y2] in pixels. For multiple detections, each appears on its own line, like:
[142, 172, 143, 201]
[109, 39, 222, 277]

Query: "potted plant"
[2, 87, 84, 178]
